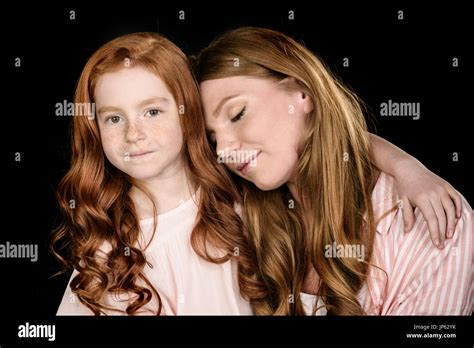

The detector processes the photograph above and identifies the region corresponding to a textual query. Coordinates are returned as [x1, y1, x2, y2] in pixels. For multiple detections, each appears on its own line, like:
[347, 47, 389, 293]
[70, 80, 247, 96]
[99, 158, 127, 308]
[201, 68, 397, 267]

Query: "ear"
[299, 89, 314, 114]
[278, 77, 314, 114]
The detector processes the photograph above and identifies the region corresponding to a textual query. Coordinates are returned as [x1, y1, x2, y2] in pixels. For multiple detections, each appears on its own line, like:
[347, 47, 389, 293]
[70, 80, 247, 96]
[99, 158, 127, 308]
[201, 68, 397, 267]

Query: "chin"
[122, 167, 162, 181]
[252, 176, 285, 191]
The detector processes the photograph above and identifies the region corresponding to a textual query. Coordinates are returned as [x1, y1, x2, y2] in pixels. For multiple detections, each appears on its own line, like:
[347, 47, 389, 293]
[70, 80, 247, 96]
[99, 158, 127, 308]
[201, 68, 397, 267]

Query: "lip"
[129, 151, 154, 157]
[237, 151, 261, 174]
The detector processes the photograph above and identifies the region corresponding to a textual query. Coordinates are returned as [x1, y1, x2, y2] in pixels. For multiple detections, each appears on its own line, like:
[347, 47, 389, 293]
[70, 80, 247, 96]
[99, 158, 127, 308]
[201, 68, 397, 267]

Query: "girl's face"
[94, 66, 184, 181]
[200, 76, 313, 190]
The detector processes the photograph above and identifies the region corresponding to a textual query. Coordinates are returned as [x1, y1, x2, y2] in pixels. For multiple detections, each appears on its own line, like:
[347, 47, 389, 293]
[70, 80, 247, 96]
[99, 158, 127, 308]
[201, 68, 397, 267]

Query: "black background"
[2, 1, 472, 345]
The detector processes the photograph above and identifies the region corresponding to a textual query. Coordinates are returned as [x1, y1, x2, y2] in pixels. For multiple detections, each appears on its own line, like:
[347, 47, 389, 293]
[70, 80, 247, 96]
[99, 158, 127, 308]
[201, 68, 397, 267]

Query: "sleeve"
[56, 242, 128, 315]
[386, 203, 473, 315]
[56, 241, 131, 315]
[56, 270, 94, 315]
[56, 269, 163, 315]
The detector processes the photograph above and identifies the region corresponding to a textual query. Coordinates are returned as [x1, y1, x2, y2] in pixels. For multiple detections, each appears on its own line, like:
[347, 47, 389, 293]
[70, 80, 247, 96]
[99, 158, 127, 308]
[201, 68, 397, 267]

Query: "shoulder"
[368, 172, 473, 314]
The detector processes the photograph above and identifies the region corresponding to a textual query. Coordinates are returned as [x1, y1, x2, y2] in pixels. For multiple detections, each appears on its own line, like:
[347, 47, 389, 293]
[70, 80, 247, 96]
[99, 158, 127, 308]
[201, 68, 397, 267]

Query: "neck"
[287, 180, 301, 204]
[130, 163, 196, 220]
[287, 179, 311, 213]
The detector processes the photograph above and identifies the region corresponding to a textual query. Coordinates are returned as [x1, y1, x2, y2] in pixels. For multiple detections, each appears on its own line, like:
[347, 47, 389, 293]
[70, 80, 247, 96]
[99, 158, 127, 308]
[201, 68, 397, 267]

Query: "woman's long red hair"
[194, 27, 377, 315]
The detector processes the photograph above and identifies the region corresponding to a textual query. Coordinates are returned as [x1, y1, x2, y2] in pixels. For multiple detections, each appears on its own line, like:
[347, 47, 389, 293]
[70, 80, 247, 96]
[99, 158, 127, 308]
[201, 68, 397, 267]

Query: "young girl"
[51, 32, 255, 315]
[194, 27, 473, 315]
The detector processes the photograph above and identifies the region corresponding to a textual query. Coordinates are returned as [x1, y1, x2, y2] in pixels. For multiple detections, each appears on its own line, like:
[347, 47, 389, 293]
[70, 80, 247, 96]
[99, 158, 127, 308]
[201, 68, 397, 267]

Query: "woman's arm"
[369, 133, 462, 248]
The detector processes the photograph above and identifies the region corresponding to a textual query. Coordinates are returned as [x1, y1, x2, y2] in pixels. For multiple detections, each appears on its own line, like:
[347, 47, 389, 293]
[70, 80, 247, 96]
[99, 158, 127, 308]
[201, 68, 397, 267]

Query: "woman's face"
[94, 66, 184, 182]
[200, 76, 313, 190]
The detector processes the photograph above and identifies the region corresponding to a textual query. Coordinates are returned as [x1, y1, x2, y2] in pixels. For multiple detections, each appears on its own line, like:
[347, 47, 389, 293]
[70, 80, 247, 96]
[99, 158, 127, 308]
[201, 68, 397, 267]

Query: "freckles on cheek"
[153, 122, 183, 146]
[100, 131, 122, 155]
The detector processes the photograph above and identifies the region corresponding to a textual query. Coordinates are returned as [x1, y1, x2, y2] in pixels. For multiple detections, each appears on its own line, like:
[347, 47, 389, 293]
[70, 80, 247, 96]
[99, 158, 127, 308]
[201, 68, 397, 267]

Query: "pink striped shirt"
[302, 171, 473, 315]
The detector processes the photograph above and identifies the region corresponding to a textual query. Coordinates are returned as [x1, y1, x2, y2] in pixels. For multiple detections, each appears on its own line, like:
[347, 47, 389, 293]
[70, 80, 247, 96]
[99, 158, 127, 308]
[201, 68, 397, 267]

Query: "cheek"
[267, 148, 299, 174]
[100, 130, 123, 160]
[238, 111, 272, 145]
[271, 100, 304, 150]
[246, 103, 297, 151]
[151, 118, 184, 150]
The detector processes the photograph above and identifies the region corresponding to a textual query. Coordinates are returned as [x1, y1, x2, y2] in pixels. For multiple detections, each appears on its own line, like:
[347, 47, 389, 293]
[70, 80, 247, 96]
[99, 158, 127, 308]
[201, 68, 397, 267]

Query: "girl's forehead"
[94, 67, 174, 102]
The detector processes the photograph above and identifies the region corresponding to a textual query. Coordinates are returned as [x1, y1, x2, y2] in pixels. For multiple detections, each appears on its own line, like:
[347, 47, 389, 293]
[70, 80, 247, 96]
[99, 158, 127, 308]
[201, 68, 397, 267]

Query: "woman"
[193, 27, 473, 315]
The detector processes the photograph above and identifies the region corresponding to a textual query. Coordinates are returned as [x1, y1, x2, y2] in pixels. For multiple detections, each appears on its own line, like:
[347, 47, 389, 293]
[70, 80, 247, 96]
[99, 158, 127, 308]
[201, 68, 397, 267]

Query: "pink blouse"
[57, 193, 252, 315]
[302, 172, 473, 315]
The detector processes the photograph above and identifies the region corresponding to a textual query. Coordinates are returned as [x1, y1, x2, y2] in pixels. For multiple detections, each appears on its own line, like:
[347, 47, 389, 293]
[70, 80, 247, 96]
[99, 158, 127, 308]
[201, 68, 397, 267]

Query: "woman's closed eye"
[231, 106, 246, 123]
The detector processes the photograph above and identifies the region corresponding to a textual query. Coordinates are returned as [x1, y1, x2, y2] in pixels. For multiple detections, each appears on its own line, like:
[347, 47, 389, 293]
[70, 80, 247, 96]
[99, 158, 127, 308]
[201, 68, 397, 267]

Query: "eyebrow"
[97, 106, 122, 116]
[138, 97, 170, 108]
[212, 94, 240, 118]
[97, 97, 170, 117]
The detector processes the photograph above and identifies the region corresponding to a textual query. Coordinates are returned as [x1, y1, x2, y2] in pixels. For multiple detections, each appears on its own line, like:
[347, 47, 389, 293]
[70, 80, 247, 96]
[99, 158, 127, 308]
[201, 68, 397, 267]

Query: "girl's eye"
[147, 109, 161, 117]
[106, 115, 122, 124]
[231, 106, 246, 123]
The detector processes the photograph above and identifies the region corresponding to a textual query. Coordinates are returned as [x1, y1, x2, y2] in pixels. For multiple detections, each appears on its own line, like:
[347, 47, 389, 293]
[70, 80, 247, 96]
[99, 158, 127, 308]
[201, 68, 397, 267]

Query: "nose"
[215, 132, 241, 165]
[125, 120, 146, 143]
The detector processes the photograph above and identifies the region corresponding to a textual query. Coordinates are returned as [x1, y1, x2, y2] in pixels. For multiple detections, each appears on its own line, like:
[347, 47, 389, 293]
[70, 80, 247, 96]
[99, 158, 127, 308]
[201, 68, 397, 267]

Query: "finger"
[442, 194, 456, 239]
[418, 202, 441, 247]
[401, 197, 415, 232]
[446, 185, 463, 218]
[431, 198, 447, 248]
